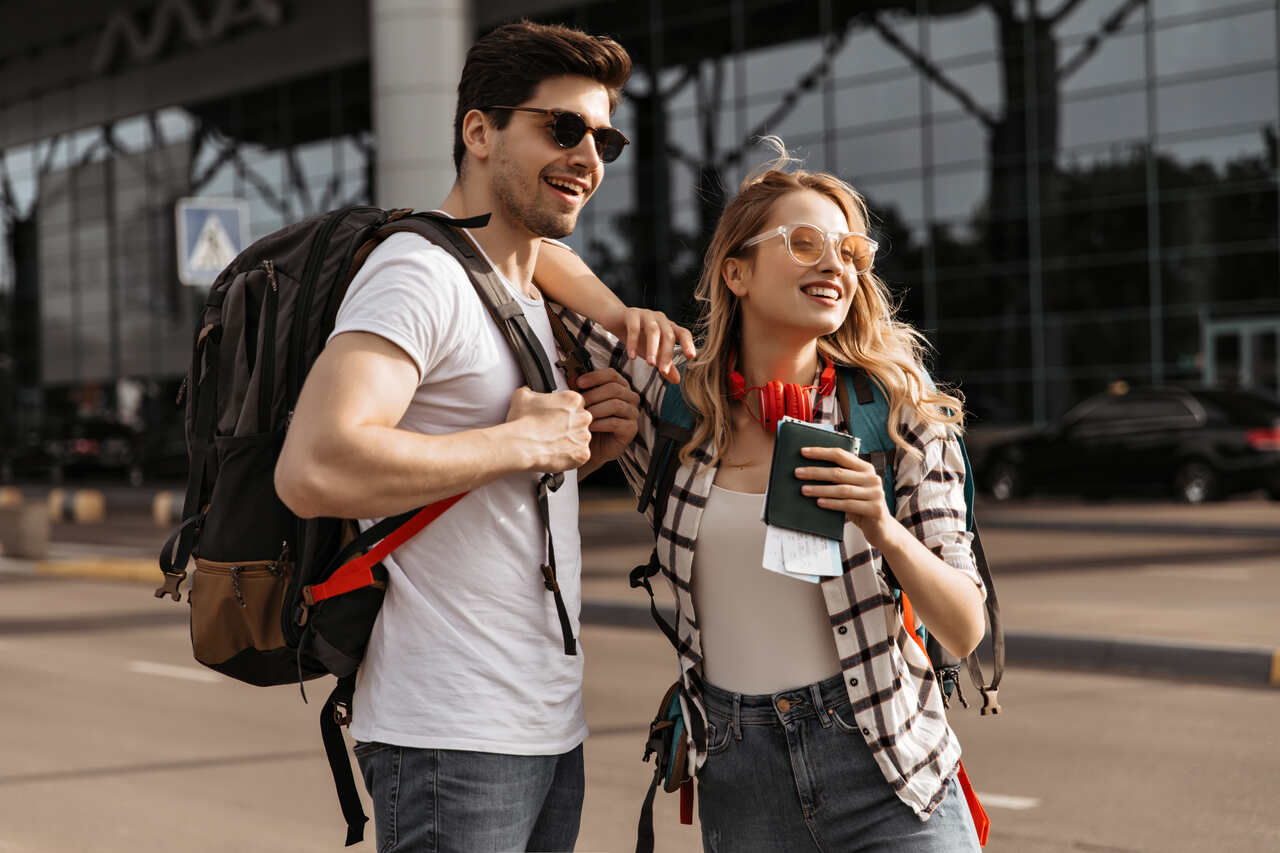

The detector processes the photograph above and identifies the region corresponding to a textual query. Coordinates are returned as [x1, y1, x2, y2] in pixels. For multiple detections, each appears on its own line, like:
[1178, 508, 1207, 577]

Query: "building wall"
[514, 0, 1280, 422]
[1, 0, 1279, 437]
[0, 1, 378, 432]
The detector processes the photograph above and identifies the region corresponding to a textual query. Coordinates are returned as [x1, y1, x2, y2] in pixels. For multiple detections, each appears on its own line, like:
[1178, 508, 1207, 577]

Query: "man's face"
[488, 75, 614, 239]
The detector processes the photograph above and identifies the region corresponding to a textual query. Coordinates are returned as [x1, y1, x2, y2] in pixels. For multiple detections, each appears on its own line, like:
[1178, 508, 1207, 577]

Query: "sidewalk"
[3, 487, 1278, 688]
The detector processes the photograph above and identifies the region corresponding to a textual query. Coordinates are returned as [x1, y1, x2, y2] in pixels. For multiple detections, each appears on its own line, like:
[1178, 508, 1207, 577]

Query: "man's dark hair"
[453, 20, 632, 173]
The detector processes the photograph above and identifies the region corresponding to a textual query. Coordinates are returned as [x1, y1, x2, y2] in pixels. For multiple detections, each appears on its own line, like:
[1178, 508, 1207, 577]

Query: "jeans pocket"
[827, 703, 864, 734]
[354, 743, 400, 853]
[704, 714, 735, 756]
[353, 740, 390, 759]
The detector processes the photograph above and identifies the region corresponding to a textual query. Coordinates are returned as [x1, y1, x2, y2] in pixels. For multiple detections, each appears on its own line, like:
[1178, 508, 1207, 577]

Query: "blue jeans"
[696, 674, 980, 853]
[353, 742, 584, 853]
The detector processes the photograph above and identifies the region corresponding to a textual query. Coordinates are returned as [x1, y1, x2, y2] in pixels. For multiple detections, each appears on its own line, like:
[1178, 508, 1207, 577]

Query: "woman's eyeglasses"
[483, 106, 630, 164]
[740, 223, 878, 274]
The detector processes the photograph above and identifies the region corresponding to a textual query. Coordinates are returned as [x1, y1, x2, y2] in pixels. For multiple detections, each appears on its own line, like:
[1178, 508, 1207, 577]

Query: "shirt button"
[862, 727, 871, 736]
[848, 677, 858, 687]
[838, 626, 848, 635]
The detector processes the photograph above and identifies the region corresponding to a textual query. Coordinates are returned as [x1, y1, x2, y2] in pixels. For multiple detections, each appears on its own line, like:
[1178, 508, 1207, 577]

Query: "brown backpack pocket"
[189, 555, 293, 675]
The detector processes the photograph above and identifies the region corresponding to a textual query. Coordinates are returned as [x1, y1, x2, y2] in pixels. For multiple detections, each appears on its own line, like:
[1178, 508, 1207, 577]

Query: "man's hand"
[504, 387, 593, 473]
[575, 368, 640, 476]
[611, 308, 697, 383]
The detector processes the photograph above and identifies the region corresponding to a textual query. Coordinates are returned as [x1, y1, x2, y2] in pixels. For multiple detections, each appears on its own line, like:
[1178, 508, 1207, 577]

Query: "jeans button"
[776, 697, 793, 713]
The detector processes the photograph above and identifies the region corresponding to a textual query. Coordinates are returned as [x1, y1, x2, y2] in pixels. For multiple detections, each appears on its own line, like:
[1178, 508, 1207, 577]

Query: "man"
[275, 20, 663, 852]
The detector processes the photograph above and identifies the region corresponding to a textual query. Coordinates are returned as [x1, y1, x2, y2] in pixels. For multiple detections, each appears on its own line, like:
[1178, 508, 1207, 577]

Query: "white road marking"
[976, 792, 1040, 810]
[128, 660, 221, 683]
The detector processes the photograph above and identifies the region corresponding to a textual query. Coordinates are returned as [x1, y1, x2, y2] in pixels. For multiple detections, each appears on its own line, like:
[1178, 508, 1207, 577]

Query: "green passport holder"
[764, 418, 857, 540]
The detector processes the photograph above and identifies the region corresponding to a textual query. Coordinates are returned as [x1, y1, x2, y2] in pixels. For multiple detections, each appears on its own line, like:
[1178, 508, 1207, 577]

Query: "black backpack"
[153, 205, 587, 846]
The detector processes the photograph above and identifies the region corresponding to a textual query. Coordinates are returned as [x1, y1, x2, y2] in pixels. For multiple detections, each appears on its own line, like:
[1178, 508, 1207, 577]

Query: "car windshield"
[1191, 389, 1280, 423]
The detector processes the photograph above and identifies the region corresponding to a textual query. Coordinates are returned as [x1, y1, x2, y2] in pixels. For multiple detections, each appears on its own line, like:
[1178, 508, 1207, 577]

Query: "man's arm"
[535, 241, 696, 381]
[274, 331, 592, 519]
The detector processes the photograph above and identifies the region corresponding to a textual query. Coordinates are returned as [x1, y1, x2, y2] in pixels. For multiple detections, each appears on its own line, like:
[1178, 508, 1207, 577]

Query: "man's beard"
[491, 151, 580, 239]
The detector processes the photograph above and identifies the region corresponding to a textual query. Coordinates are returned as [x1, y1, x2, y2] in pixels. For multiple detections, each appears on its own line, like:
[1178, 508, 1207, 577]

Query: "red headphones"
[729, 356, 836, 433]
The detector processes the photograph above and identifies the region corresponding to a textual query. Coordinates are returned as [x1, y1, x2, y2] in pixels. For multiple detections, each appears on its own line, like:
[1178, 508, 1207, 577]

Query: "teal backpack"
[631, 365, 1004, 709]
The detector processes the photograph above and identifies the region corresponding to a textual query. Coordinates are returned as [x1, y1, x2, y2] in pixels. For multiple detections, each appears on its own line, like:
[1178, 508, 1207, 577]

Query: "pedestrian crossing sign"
[176, 198, 249, 286]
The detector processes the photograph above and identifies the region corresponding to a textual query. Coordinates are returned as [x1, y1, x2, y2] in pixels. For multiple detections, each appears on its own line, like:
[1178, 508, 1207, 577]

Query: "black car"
[2, 418, 145, 485]
[982, 386, 1280, 503]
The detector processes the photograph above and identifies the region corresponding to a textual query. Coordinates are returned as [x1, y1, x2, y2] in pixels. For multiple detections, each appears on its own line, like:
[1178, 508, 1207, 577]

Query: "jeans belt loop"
[731, 692, 743, 740]
[810, 683, 832, 728]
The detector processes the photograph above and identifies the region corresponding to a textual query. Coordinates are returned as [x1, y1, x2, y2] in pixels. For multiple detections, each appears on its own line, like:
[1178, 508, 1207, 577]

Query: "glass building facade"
[0, 65, 372, 436]
[3, 0, 1279, 449]
[540, 0, 1280, 424]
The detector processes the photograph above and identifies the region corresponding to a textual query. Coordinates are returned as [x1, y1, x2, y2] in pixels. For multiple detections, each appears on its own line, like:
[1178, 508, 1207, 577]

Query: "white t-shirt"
[330, 231, 586, 755]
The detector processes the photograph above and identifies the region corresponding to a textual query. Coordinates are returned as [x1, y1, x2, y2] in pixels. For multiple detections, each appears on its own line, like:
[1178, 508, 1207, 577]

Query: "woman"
[540, 142, 986, 851]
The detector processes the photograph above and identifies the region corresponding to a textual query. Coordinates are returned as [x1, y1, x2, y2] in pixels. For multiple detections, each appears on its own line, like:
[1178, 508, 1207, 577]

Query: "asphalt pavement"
[1, 484, 1278, 852]
[2, 483, 1278, 689]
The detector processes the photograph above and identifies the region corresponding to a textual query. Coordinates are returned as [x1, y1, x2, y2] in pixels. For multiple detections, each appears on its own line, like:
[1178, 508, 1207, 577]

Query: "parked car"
[981, 386, 1280, 503]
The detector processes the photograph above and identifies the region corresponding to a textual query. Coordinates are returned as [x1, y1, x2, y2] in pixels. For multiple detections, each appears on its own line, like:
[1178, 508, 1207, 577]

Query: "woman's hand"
[608, 308, 697, 384]
[794, 446, 896, 547]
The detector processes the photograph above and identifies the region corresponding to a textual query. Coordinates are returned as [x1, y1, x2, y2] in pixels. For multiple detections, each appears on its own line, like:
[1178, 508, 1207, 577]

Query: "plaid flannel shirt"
[557, 308, 985, 819]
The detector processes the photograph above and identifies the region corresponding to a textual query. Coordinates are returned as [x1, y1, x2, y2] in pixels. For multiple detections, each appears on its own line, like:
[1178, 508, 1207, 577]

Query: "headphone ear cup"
[796, 385, 812, 422]
[783, 382, 800, 419]
[763, 381, 784, 433]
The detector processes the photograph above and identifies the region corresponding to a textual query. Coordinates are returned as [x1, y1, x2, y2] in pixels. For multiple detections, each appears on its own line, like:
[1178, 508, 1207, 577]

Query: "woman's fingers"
[799, 445, 867, 469]
[618, 308, 697, 382]
[800, 483, 881, 501]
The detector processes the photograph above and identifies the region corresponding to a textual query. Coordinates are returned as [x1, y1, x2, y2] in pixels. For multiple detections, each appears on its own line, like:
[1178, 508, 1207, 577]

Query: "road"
[0, 572, 1276, 852]
[1, 490, 1278, 851]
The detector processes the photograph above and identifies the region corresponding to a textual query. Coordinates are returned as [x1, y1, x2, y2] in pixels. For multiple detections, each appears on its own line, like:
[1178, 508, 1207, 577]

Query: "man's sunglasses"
[483, 106, 630, 164]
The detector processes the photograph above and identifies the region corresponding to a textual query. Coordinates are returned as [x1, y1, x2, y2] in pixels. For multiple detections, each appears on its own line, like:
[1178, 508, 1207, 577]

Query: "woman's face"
[724, 189, 862, 340]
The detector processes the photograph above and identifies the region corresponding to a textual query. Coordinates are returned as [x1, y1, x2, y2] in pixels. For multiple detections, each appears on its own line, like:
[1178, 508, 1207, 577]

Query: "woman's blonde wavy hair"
[680, 138, 964, 466]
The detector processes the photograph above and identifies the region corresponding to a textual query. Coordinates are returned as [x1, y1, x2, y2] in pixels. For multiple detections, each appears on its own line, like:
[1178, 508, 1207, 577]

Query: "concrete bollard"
[152, 490, 180, 527]
[47, 488, 65, 521]
[0, 487, 23, 508]
[69, 489, 106, 524]
[0, 502, 50, 559]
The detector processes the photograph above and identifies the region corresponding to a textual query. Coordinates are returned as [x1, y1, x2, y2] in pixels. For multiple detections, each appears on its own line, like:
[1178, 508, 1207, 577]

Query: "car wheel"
[988, 459, 1022, 502]
[1174, 460, 1218, 504]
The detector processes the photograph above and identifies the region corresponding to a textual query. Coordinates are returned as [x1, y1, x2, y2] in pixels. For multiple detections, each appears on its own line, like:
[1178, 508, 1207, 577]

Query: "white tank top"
[691, 484, 843, 694]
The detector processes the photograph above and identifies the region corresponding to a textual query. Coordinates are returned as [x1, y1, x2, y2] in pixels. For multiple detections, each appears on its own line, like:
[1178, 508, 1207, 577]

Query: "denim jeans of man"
[696, 674, 980, 853]
[353, 741, 584, 853]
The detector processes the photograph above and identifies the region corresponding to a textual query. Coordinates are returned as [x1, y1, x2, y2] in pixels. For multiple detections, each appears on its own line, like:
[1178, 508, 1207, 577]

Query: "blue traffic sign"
[175, 197, 249, 286]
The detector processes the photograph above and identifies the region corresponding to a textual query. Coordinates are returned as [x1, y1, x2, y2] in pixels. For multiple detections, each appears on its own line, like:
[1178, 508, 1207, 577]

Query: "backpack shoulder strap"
[378, 212, 561, 395]
[629, 375, 693, 658]
[636, 375, 694, 531]
[837, 366, 896, 513]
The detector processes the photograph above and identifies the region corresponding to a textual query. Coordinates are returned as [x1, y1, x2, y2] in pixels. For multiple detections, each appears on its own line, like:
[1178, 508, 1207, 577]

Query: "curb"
[581, 600, 1280, 690]
[35, 559, 157, 583]
[1002, 630, 1280, 689]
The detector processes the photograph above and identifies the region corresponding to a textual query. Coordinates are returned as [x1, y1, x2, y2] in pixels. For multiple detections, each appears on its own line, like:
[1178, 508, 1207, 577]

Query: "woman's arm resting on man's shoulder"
[534, 240, 696, 382]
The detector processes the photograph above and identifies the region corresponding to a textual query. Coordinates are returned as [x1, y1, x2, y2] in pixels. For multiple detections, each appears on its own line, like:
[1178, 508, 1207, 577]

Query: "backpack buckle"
[979, 687, 1001, 716]
[540, 564, 559, 592]
[153, 570, 187, 602]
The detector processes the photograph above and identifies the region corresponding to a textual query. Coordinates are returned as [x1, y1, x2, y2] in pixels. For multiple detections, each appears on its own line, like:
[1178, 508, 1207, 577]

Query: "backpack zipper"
[258, 260, 280, 432]
[288, 208, 349, 405]
[288, 206, 378, 405]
